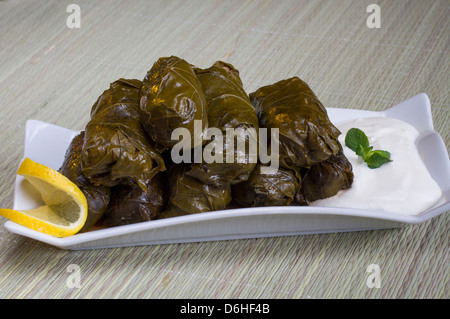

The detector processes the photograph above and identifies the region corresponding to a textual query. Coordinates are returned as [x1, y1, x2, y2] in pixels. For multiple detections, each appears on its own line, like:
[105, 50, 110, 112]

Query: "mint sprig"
[345, 128, 392, 169]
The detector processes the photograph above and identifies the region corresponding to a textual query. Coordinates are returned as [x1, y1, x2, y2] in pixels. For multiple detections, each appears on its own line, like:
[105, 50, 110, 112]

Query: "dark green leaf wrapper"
[250, 77, 341, 169]
[59, 132, 111, 232]
[158, 164, 232, 218]
[295, 150, 354, 205]
[231, 163, 300, 207]
[140, 56, 208, 150]
[101, 174, 166, 227]
[185, 61, 260, 187]
[81, 78, 166, 191]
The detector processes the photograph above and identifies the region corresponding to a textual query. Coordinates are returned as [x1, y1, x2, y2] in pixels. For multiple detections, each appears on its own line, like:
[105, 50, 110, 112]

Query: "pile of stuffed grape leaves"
[57, 55, 353, 233]
[234, 76, 353, 207]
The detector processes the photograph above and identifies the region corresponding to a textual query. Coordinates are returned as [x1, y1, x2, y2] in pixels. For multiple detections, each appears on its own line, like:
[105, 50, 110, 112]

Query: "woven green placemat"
[0, 0, 448, 298]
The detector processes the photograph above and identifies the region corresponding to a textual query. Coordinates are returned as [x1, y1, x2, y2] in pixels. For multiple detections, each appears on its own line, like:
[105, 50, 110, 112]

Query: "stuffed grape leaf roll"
[101, 174, 166, 227]
[140, 56, 208, 150]
[250, 77, 341, 169]
[59, 131, 111, 232]
[81, 78, 165, 192]
[231, 163, 299, 207]
[295, 150, 353, 205]
[184, 61, 259, 187]
[158, 164, 232, 218]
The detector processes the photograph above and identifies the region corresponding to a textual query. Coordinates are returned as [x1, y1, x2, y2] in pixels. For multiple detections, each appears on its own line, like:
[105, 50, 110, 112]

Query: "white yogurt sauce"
[311, 117, 442, 215]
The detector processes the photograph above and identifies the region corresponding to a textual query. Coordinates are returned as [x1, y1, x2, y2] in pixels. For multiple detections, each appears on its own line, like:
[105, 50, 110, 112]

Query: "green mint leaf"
[345, 128, 370, 157]
[356, 144, 367, 160]
[366, 150, 392, 169]
[344, 128, 392, 169]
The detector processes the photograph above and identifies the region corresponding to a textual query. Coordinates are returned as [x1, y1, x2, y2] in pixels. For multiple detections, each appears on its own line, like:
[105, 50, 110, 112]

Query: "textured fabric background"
[0, 0, 448, 298]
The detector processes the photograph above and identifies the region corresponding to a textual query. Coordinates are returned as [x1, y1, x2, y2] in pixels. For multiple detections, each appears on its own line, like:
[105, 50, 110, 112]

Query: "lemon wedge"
[0, 158, 88, 237]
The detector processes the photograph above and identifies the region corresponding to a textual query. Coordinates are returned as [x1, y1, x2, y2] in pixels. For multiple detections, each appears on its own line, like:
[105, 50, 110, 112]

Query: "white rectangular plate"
[3, 93, 450, 250]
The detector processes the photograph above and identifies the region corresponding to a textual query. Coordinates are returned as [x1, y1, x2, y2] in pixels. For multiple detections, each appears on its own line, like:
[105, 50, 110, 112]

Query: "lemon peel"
[0, 158, 88, 237]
